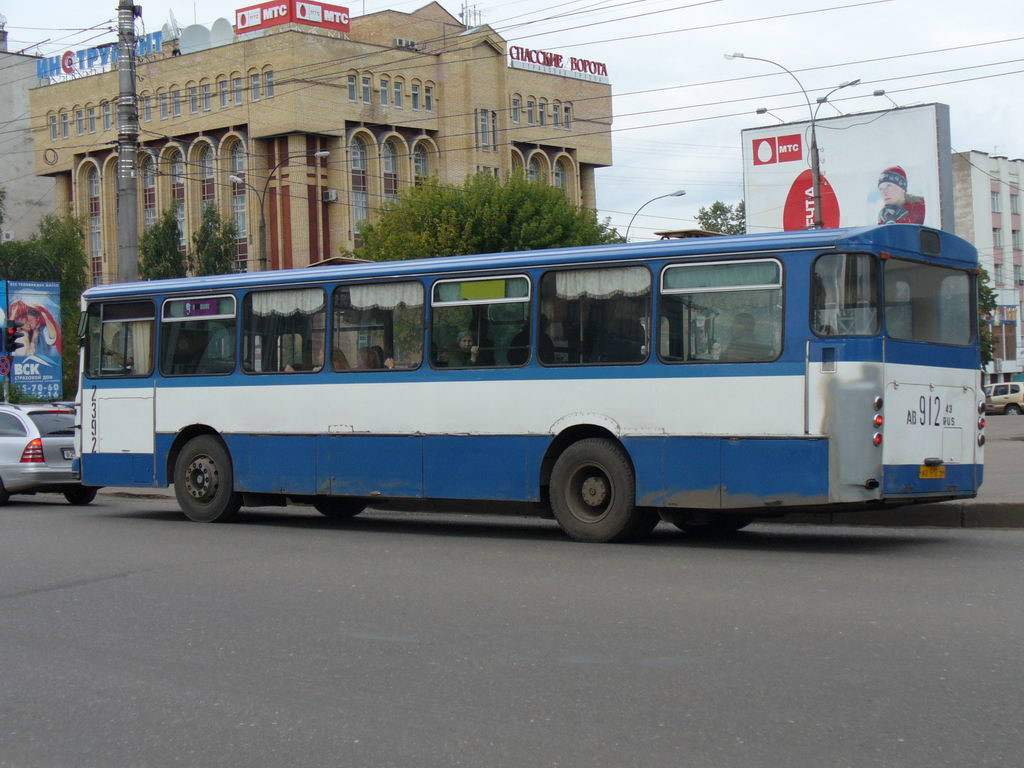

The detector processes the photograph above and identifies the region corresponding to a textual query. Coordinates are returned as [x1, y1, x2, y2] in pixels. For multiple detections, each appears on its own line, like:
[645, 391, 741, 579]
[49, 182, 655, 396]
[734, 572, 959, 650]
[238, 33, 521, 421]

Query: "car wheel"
[174, 435, 241, 523]
[313, 498, 366, 520]
[1006, 404, 1021, 416]
[549, 438, 649, 542]
[64, 487, 98, 505]
[0, 478, 9, 506]
[672, 516, 753, 536]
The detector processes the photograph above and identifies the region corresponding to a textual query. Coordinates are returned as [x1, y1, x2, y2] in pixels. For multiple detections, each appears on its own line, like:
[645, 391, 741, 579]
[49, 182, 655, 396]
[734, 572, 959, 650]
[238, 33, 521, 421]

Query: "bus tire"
[550, 438, 645, 543]
[673, 516, 752, 536]
[313, 499, 366, 520]
[64, 486, 98, 505]
[174, 435, 241, 523]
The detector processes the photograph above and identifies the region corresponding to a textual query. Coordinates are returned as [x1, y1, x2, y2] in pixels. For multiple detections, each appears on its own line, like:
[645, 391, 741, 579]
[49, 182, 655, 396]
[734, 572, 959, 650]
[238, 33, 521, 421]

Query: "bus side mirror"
[77, 311, 88, 340]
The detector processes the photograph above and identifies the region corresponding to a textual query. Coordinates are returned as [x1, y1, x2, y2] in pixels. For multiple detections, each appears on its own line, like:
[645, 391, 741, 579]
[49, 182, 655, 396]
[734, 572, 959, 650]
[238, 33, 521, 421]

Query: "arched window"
[553, 160, 567, 193]
[413, 144, 429, 185]
[198, 145, 215, 209]
[382, 140, 398, 200]
[350, 137, 369, 241]
[86, 166, 102, 284]
[168, 150, 186, 252]
[229, 143, 248, 271]
[141, 155, 157, 230]
[528, 155, 543, 183]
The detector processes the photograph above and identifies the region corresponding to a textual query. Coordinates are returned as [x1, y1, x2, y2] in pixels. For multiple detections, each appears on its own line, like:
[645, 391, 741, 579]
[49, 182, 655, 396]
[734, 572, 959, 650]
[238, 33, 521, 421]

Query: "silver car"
[0, 404, 99, 505]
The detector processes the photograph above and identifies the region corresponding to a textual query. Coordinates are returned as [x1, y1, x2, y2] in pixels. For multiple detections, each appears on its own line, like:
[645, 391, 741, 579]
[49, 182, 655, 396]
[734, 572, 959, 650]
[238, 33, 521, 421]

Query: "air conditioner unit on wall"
[394, 38, 419, 50]
[322, 188, 339, 203]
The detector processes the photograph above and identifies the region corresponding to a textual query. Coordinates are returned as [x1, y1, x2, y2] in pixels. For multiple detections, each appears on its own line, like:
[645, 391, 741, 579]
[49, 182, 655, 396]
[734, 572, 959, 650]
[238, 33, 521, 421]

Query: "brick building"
[29, 1, 613, 282]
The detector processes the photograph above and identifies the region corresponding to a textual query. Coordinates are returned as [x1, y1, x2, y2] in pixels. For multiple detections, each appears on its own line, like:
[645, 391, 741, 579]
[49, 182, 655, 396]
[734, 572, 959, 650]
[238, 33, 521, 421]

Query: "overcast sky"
[6, 0, 1023, 240]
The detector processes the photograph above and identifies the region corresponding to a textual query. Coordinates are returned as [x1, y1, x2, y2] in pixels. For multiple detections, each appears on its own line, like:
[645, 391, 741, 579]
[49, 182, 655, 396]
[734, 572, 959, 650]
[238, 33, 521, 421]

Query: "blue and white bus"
[77, 224, 984, 541]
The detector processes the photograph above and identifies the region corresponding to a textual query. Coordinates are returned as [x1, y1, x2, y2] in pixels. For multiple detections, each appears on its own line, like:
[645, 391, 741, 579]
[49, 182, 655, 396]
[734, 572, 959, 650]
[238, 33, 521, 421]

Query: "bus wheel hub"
[581, 476, 608, 507]
[186, 457, 216, 499]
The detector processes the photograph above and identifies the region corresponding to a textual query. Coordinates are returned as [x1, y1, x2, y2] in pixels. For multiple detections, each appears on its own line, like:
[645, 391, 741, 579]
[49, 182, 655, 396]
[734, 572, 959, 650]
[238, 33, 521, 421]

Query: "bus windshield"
[884, 259, 972, 346]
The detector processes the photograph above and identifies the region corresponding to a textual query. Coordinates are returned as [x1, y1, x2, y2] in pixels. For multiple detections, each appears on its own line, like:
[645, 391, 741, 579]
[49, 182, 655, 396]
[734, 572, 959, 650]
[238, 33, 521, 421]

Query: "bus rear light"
[873, 396, 884, 410]
[978, 417, 986, 430]
[873, 414, 884, 428]
[20, 438, 45, 463]
[978, 434, 986, 447]
[978, 400, 986, 414]
[872, 432, 883, 446]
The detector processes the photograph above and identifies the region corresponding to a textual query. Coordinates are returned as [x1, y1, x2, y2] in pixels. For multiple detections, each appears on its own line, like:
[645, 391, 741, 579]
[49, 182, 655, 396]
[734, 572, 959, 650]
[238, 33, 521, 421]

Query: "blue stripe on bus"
[82, 453, 156, 487]
[882, 463, 981, 496]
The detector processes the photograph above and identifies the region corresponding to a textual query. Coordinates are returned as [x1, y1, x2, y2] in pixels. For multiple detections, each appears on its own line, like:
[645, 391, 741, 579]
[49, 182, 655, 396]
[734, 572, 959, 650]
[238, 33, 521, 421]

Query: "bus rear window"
[884, 260, 972, 345]
[812, 252, 879, 336]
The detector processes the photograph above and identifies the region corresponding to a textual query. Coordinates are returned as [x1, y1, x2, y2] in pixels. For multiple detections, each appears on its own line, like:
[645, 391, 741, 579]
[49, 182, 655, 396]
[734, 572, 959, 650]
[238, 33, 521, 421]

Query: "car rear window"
[28, 411, 75, 436]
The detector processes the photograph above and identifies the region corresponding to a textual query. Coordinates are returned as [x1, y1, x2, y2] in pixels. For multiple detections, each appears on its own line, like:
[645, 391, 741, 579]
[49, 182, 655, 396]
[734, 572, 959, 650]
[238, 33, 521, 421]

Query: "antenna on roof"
[460, 2, 482, 27]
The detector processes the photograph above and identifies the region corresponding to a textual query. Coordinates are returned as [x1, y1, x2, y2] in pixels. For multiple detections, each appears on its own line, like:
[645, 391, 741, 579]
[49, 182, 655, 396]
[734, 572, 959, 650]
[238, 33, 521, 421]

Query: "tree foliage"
[695, 200, 746, 235]
[189, 205, 237, 276]
[139, 208, 186, 280]
[977, 266, 998, 368]
[353, 172, 621, 261]
[0, 186, 6, 230]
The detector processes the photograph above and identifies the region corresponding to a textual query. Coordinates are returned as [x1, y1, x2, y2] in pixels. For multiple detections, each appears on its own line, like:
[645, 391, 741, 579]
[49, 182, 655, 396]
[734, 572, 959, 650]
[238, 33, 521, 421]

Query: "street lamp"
[231, 149, 331, 271]
[726, 53, 860, 229]
[625, 189, 686, 242]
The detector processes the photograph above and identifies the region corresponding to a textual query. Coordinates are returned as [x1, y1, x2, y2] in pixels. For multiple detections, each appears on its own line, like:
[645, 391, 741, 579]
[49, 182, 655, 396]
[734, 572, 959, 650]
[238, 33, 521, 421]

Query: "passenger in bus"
[357, 346, 384, 369]
[721, 312, 770, 362]
[333, 347, 351, 370]
[442, 331, 480, 367]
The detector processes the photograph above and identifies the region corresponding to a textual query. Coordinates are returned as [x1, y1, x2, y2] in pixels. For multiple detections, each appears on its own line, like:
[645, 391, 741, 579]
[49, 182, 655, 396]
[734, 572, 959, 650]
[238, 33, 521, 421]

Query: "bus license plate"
[62, 448, 75, 460]
[919, 465, 946, 480]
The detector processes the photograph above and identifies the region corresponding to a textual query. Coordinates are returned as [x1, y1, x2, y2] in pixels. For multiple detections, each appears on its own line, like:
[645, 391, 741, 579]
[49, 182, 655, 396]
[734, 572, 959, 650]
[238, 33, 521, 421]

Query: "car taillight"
[20, 438, 45, 463]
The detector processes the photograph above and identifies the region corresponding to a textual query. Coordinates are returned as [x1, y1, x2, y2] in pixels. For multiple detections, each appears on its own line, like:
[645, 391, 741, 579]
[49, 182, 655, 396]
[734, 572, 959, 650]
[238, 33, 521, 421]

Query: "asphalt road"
[2, 495, 1023, 768]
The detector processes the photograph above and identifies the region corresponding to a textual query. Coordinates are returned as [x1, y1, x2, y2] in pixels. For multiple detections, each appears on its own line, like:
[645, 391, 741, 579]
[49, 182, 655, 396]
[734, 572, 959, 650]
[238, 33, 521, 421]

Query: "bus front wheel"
[550, 438, 653, 543]
[174, 435, 242, 523]
[313, 499, 366, 520]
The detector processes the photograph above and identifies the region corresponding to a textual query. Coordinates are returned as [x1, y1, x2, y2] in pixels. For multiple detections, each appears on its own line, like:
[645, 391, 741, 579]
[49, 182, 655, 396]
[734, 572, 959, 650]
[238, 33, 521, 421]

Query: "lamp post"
[625, 189, 686, 242]
[725, 53, 859, 229]
[231, 149, 330, 271]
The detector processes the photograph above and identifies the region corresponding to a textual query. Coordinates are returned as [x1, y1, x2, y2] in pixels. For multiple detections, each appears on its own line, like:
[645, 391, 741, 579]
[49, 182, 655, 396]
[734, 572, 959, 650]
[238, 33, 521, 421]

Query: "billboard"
[7, 282, 63, 400]
[742, 104, 954, 233]
[235, 0, 350, 34]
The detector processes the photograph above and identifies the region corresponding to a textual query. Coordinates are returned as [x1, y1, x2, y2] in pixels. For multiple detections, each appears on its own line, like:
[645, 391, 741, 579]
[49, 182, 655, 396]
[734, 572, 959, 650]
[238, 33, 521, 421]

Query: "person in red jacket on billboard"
[877, 165, 926, 225]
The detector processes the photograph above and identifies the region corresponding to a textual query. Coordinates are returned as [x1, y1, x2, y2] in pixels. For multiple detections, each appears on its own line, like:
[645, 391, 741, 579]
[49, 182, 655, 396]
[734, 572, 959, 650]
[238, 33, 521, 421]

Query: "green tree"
[139, 208, 186, 280]
[695, 200, 746, 235]
[353, 171, 621, 261]
[188, 205, 237, 276]
[977, 266, 997, 368]
[0, 186, 6, 230]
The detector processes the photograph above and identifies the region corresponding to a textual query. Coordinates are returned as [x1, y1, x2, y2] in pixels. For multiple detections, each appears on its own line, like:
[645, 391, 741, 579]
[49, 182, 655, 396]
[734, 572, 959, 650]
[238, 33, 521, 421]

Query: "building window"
[233, 77, 243, 105]
[552, 103, 561, 128]
[380, 78, 389, 106]
[87, 167, 102, 285]
[170, 152, 186, 253]
[477, 109, 496, 151]
[994, 263, 1005, 285]
[61, 111, 69, 138]
[87, 106, 96, 133]
[1015, 264, 1023, 285]
[528, 155, 543, 183]
[172, 90, 181, 117]
[189, 86, 199, 114]
[393, 80, 403, 108]
[230, 144, 248, 272]
[539, 101, 547, 126]
[382, 141, 398, 200]
[1012, 194, 1021, 214]
[1014, 230, 1023, 251]
[992, 191, 1002, 213]
[350, 137, 369, 241]
[564, 104, 572, 130]
[347, 74, 357, 101]
[250, 73, 261, 101]
[264, 70, 274, 98]
[411, 83, 420, 110]
[554, 160, 567, 193]
[141, 97, 152, 123]
[994, 228, 1004, 249]
[199, 145, 215, 210]
[49, 115, 57, 141]
[202, 83, 212, 111]
[511, 97, 520, 124]
[414, 144, 429, 185]
[425, 85, 433, 111]
[141, 156, 157, 231]
[76, 109, 84, 136]
[362, 76, 371, 104]
[159, 93, 168, 120]
[219, 79, 229, 108]
[527, 100, 535, 125]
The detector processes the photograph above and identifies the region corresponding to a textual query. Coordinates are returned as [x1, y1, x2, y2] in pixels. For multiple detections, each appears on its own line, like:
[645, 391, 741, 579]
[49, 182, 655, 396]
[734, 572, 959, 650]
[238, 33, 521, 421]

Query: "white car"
[0, 404, 99, 505]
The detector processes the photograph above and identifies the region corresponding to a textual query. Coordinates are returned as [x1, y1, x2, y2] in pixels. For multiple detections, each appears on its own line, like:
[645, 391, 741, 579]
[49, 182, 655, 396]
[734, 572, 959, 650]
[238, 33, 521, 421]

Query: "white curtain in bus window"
[811, 253, 879, 336]
[333, 282, 424, 371]
[160, 296, 237, 376]
[85, 301, 155, 377]
[883, 260, 971, 345]
[539, 266, 651, 365]
[659, 260, 781, 363]
[431, 276, 530, 368]
[242, 288, 326, 373]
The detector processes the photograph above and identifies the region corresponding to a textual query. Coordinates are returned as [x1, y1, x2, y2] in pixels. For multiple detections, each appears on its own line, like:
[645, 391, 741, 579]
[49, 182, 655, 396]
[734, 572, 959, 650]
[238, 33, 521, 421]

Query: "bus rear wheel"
[174, 435, 241, 523]
[313, 499, 366, 520]
[550, 438, 650, 543]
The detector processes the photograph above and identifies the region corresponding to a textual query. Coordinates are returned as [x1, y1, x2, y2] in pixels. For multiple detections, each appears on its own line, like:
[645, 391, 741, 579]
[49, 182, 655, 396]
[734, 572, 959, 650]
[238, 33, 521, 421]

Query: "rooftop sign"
[35, 32, 163, 84]
[508, 45, 609, 84]
[235, 0, 350, 34]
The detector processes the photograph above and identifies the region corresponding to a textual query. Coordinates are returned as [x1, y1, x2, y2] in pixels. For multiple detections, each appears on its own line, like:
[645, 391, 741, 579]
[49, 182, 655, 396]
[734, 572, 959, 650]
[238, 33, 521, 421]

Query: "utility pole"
[116, 0, 140, 282]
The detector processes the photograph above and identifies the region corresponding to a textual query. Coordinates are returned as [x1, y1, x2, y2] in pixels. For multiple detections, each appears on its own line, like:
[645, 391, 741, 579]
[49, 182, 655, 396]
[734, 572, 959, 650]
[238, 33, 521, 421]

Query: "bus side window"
[84, 300, 155, 378]
[811, 252, 879, 336]
[333, 282, 424, 372]
[242, 288, 326, 373]
[539, 266, 650, 365]
[430, 276, 530, 368]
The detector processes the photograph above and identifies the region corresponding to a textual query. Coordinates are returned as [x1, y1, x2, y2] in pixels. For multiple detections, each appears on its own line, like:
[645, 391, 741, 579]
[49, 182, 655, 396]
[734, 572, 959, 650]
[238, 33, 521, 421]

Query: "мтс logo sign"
[752, 134, 803, 165]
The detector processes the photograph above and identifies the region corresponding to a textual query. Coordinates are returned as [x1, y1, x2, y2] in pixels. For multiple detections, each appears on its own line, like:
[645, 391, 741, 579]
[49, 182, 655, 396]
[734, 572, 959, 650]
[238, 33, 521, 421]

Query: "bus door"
[80, 300, 157, 486]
